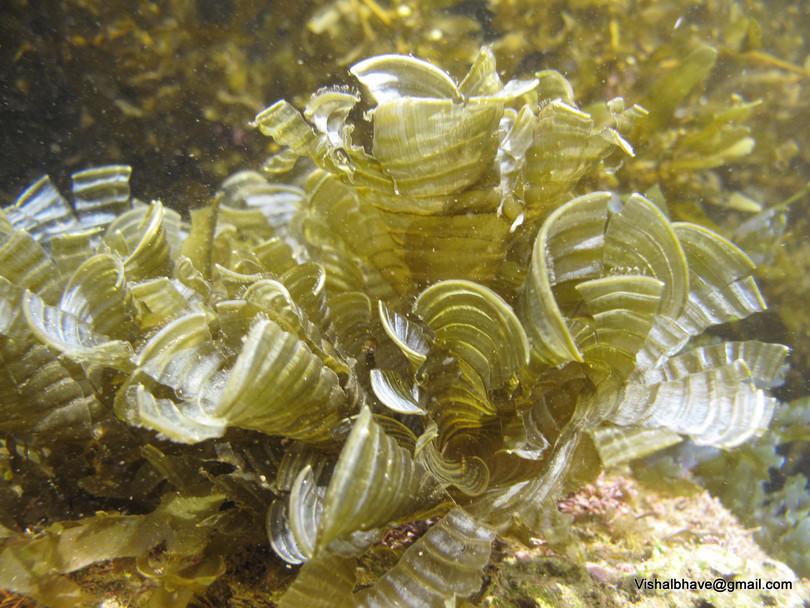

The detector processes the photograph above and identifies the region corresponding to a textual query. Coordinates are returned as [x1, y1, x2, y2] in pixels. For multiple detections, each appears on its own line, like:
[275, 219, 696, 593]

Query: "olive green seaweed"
[0, 47, 793, 607]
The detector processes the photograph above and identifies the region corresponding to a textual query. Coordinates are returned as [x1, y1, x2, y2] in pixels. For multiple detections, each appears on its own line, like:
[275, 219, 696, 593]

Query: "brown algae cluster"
[0, 50, 792, 606]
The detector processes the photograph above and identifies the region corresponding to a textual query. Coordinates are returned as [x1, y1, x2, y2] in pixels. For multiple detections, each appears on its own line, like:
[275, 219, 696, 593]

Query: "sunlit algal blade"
[317, 406, 437, 552]
[370, 98, 502, 196]
[304, 89, 361, 151]
[496, 105, 536, 213]
[611, 360, 775, 448]
[253, 237, 298, 275]
[242, 280, 350, 381]
[378, 300, 430, 367]
[524, 102, 619, 215]
[244, 279, 306, 326]
[425, 356, 497, 448]
[219, 170, 303, 232]
[633, 314, 692, 372]
[120, 202, 174, 281]
[278, 553, 356, 608]
[212, 265, 264, 301]
[218, 204, 276, 249]
[105, 202, 183, 260]
[298, 94, 396, 190]
[414, 280, 529, 393]
[458, 47, 504, 97]
[6, 175, 79, 242]
[576, 275, 665, 318]
[356, 508, 494, 608]
[641, 341, 790, 389]
[329, 292, 372, 359]
[71, 165, 133, 229]
[280, 262, 332, 335]
[350, 54, 459, 104]
[129, 277, 199, 329]
[368, 194, 513, 289]
[635, 222, 768, 372]
[267, 465, 325, 565]
[304, 173, 405, 298]
[253, 100, 320, 156]
[604, 194, 689, 320]
[129, 383, 227, 443]
[135, 312, 223, 400]
[673, 222, 766, 333]
[590, 425, 683, 468]
[415, 422, 490, 496]
[287, 465, 326, 561]
[521, 192, 613, 365]
[535, 70, 576, 104]
[476, 426, 580, 532]
[49, 227, 105, 275]
[370, 368, 425, 416]
[180, 203, 219, 282]
[0, 226, 62, 304]
[215, 318, 347, 443]
[22, 290, 133, 369]
[60, 254, 134, 340]
[575, 275, 665, 376]
[0, 279, 101, 439]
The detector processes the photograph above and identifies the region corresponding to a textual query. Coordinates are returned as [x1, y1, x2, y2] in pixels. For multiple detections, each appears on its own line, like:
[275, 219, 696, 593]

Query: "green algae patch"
[0, 35, 802, 607]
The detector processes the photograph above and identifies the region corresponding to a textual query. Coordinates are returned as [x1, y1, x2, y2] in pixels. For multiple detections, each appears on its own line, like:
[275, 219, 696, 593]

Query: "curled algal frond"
[590, 426, 683, 468]
[50, 227, 105, 274]
[355, 508, 494, 608]
[317, 406, 439, 551]
[350, 54, 460, 103]
[612, 361, 776, 448]
[134, 313, 222, 398]
[641, 341, 789, 389]
[278, 553, 356, 608]
[0, 280, 101, 440]
[370, 368, 425, 415]
[219, 170, 304, 232]
[267, 466, 324, 563]
[22, 290, 134, 369]
[254, 100, 319, 156]
[459, 47, 505, 97]
[415, 280, 529, 393]
[216, 319, 347, 442]
[576, 275, 665, 366]
[415, 422, 490, 496]
[106, 202, 179, 280]
[521, 192, 611, 365]
[5, 175, 79, 242]
[0, 225, 63, 303]
[673, 223, 766, 332]
[378, 300, 430, 366]
[71, 165, 133, 229]
[61, 254, 135, 339]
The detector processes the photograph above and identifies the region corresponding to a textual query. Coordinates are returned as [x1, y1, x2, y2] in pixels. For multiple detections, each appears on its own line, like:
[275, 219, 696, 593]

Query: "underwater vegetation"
[0, 47, 796, 606]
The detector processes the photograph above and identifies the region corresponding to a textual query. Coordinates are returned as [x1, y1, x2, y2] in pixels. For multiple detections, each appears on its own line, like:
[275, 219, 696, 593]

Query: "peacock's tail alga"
[0, 48, 797, 607]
